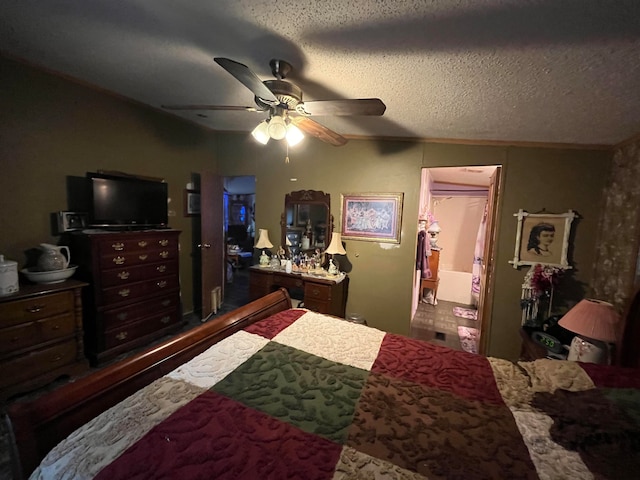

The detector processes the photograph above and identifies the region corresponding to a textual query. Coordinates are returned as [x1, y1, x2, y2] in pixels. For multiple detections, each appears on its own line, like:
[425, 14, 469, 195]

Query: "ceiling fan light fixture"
[267, 115, 287, 140]
[286, 124, 304, 146]
[251, 120, 270, 144]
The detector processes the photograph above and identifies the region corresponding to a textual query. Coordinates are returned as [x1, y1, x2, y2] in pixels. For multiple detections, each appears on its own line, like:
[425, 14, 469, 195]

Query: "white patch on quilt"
[510, 409, 593, 480]
[167, 330, 269, 388]
[332, 446, 428, 479]
[30, 377, 204, 480]
[273, 311, 385, 370]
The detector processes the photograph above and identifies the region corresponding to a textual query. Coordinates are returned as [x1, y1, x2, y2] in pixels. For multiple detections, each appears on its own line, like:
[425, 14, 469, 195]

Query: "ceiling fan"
[162, 58, 386, 147]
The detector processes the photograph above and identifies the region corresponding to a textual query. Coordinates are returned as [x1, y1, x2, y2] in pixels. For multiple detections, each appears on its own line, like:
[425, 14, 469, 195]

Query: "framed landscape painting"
[340, 193, 404, 243]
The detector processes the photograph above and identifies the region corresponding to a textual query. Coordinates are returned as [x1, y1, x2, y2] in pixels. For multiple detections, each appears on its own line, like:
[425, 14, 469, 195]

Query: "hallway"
[411, 299, 480, 353]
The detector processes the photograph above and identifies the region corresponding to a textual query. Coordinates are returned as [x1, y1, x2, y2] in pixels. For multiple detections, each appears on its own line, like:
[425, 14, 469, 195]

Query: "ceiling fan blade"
[296, 98, 386, 116]
[161, 104, 264, 112]
[290, 117, 348, 147]
[214, 57, 279, 104]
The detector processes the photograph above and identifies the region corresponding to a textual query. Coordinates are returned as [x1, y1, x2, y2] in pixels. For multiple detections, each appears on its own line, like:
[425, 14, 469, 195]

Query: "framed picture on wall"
[509, 209, 576, 269]
[340, 192, 404, 243]
[184, 189, 201, 216]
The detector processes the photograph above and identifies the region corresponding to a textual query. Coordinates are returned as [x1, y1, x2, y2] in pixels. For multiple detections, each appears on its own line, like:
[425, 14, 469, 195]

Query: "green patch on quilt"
[603, 388, 640, 425]
[211, 341, 368, 443]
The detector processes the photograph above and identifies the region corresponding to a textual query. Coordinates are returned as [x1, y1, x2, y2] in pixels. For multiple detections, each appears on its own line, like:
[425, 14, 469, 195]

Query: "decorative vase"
[37, 243, 70, 271]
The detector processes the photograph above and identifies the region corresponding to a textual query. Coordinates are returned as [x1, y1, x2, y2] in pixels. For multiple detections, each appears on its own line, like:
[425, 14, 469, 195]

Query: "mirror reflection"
[281, 190, 332, 255]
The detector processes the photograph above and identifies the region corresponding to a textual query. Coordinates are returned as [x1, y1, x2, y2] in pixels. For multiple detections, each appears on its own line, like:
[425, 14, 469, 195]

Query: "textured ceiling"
[2, 0, 640, 147]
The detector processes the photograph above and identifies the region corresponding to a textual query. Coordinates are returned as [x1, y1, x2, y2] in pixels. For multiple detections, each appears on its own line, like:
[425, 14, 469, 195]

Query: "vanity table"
[249, 267, 348, 318]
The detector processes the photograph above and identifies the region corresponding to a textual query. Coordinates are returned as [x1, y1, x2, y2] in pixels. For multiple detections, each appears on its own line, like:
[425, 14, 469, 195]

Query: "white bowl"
[21, 265, 78, 284]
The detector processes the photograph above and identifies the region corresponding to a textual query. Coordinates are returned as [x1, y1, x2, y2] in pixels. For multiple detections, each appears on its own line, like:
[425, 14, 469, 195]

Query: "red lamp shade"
[558, 299, 620, 342]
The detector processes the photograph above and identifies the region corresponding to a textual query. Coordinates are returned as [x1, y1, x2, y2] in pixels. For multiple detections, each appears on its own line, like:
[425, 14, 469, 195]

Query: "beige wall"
[1, 55, 614, 361]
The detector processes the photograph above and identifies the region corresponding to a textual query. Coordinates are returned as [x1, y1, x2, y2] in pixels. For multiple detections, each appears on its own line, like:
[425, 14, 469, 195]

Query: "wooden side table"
[519, 327, 548, 361]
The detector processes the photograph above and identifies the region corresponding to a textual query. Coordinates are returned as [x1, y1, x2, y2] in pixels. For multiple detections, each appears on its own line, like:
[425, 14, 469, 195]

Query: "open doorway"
[222, 175, 256, 311]
[412, 166, 501, 355]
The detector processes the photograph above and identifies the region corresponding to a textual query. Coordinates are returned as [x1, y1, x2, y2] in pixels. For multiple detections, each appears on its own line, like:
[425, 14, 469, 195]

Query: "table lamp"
[324, 232, 346, 274]
[558, 298, 620, 364]
[255, 229, 273, 267]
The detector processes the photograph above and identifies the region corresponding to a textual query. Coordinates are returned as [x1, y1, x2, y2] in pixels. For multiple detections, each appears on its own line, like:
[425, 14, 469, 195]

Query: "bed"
[4, 288, 640, 479]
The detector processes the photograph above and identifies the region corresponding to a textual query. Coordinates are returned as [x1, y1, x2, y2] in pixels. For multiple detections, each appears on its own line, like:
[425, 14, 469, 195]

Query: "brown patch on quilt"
[518, 358, 594, 393]
[532, 389, 640, 479]
[347, 372, 538, 479]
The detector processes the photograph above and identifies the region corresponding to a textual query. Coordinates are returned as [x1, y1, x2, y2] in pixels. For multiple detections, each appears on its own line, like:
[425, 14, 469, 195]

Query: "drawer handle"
[138, 254, 148, 261]
[159, 239, 169, 247]
[157, 265, 167, 273]
[11, 336, 20, 343]
[160, 316, 171, 324]
[138, 240, 148, 247]
[52, 324, 60, 330]
[161, 299, 171, 307]
[117, 312, 128, 321]
[117, 271, 130, 280]
[26, 305, 45, 313]
[113, 256, 125, 265]
[159, 251, 169, 259]
[157, 280, 167, 288]
[311, 288, 320, 297]
[52, 355, 62, 362]
[118, 288, 131, 297]
[116, 331, 128, 341]
[112, 242, 124, 251]
[295, 281, 303, 287]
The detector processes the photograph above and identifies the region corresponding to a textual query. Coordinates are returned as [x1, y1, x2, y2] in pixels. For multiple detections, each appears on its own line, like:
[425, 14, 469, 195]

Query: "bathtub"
[437, 269, 475, 305]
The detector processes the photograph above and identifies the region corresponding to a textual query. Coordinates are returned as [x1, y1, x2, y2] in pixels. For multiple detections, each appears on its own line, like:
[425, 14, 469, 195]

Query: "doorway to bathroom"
[411, 165, 501, 355]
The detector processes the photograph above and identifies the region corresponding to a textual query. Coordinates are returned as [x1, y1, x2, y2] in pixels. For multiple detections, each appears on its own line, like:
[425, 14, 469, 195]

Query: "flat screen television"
[87, 172, 168, 229]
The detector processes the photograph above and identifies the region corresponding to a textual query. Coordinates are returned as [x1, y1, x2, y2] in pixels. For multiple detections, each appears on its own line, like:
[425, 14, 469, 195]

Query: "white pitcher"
[37, 243, 71, 271]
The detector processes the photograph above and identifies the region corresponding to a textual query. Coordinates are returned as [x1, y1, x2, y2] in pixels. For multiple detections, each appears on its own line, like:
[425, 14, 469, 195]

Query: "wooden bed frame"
[3, 288, 292, 480]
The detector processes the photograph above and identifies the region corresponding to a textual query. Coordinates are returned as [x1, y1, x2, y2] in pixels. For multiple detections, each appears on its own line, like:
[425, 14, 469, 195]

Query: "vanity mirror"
[281, 190, 333, 255]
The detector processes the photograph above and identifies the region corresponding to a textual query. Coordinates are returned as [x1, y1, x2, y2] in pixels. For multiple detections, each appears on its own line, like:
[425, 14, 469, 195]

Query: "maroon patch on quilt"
[348, 372, 538, 479]
[371, 334, 504, 404]
[95, 390, 342, 480]
[578, 362, 640, 389]
[244, 308, 306, 339]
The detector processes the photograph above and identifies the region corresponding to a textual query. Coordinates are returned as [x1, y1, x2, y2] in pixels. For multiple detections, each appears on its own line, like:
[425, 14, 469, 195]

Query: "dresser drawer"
[98, 276, 179, 306]
[102, 294, 180, 329]
[97, 234, 178, 255]
[100, 260, 178, 288]
[304, 283, 332, 302]
[0, 312, 76, 355]
[0, 338, 78, 388]
[98, 247, 178, 270]
[0, 291, 73, 327]
[103, 309, 181, 350]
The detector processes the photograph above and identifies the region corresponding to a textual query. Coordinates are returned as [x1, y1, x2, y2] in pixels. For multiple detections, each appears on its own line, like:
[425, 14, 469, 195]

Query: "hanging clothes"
[471, 201, 488, 305]
[416, 230, 432, 279]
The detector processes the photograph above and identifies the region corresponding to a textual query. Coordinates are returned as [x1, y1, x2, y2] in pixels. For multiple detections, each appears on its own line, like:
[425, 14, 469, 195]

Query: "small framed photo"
[184, 189, 201, 216]
[509, 209, 576, 269]
[340, 193, 404, 243]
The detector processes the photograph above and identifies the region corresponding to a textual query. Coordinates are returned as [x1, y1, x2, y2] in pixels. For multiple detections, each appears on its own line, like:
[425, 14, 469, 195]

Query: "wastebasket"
[346, 312, 367, 325]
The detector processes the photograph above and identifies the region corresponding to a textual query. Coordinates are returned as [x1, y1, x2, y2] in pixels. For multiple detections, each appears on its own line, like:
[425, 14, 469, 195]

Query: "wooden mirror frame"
[281, 190, 333, 255]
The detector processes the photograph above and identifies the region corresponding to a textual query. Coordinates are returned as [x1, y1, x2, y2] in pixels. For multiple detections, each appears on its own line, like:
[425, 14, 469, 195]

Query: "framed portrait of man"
[509, 209, 576, 269]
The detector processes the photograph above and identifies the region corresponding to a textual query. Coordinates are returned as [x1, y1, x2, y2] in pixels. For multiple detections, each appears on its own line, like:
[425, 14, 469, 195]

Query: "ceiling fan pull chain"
[285, 142, 290, 163]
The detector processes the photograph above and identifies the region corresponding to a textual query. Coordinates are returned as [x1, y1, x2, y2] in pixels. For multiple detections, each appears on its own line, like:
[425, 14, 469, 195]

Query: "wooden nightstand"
[519, 327, 568, 361]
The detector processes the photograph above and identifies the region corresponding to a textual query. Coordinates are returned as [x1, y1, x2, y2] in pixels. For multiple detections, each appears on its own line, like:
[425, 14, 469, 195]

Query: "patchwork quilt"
[32, 309, 640, 479]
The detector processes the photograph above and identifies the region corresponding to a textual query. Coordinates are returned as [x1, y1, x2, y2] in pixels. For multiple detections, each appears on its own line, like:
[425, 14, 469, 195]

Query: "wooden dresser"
[249, 267, 349, 317]
[420, 248, 440, 302]
[68, 230, 182, 365]
[0, 280, 88, 401]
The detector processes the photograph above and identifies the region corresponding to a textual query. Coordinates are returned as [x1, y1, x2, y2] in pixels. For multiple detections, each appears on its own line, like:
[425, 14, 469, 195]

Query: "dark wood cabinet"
[249, 267, 348, 317]
[68, 230, 182, 365]
[0, 280, 88, 401]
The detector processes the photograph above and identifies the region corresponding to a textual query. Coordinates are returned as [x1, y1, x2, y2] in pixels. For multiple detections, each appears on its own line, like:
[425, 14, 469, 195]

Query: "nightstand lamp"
[255, 229, 273, 267]
[558, 299, 620, 364]
[324, 232, 346, 274]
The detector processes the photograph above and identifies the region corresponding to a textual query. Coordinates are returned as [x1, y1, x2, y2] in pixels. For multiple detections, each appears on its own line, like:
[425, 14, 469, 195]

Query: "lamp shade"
[251, 121, 270, 145]
[558, 299, 620, 342]
[255, 229, 273, 249]
[324, 232, 346, 255]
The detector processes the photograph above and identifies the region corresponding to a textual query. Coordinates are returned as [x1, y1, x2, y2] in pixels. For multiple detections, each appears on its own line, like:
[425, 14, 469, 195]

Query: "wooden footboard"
[4, 288, 292, 480]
